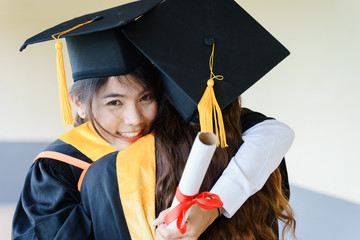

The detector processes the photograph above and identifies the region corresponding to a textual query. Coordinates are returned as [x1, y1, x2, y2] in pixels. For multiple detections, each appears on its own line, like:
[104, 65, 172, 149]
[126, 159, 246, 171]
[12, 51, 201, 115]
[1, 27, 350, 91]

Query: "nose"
[122, 104, 143, 126]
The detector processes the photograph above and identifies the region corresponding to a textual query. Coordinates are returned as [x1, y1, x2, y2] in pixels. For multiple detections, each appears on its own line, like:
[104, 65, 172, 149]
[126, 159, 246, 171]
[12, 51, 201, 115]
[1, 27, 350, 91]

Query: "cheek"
[143, 102, 158, 123]
[92, 104, 118, 127]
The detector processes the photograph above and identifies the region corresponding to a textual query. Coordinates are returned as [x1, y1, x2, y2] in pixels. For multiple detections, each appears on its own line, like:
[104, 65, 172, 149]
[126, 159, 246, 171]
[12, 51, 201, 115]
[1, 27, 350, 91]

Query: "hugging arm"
[154, 111, 295, 239]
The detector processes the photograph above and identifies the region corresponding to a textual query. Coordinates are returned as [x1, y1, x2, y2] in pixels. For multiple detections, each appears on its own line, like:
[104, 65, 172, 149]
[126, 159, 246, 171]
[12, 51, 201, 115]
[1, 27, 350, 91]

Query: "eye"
[106, 100, 122, 106]
[140, 93, 153, 102]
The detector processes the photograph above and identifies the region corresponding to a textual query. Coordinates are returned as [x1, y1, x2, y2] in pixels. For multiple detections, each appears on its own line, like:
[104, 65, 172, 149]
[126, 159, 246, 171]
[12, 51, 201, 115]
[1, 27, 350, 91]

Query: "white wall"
[237, 0, 360, 205]
[1, 0, 359, 211]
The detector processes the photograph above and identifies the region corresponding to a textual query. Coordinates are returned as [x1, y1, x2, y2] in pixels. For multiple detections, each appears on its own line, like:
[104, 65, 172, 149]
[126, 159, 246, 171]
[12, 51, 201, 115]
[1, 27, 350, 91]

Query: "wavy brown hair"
[152, 95, 296, 239]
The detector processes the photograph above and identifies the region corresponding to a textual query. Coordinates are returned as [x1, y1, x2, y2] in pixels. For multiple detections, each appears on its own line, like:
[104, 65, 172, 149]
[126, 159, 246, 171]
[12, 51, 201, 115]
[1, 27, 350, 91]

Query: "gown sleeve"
[12, 158, 93, 240]
[210, 110, 295, 218]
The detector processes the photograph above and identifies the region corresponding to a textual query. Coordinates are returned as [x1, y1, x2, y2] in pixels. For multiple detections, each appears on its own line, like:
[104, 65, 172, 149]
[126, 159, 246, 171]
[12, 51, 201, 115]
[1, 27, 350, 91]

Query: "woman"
[12, 59, 159, 239]
[12, 4, 162, 238]
[152, 96, 296, 239]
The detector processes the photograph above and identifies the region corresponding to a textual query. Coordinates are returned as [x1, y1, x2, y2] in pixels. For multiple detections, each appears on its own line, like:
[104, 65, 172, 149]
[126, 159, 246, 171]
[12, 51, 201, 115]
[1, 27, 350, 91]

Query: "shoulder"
[31, 139, 93, 189]
[241, 108, 295, 141]
[241, 108, 274, 132]
[43, 139, 93, 163]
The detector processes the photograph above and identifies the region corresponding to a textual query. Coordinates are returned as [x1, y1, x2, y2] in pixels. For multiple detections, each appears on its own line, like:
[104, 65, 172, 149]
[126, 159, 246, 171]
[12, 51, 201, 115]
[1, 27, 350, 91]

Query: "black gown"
[12, 122, 119, 240]
[12, 109, 290, 240]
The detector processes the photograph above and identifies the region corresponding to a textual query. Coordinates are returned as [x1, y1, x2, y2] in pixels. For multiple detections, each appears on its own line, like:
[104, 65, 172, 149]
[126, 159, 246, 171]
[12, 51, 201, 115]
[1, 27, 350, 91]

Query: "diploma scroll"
[166, 131, 218, 229]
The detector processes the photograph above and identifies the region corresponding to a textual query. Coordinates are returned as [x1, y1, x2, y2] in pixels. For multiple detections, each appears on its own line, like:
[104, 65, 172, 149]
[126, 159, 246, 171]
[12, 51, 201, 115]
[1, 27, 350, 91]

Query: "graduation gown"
[12, 108, 290, 240]
[12, 122, 118, 240]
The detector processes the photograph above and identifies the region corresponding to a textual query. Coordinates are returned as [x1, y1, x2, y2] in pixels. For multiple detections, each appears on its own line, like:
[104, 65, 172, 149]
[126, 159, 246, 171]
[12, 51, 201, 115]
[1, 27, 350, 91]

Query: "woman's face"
[91, 76, 158, 151]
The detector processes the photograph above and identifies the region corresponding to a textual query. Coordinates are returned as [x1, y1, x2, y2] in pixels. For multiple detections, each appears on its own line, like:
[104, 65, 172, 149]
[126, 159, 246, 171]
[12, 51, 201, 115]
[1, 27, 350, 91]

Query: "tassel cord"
[198, 43, 228, 148]
[50, 19, 95, 126]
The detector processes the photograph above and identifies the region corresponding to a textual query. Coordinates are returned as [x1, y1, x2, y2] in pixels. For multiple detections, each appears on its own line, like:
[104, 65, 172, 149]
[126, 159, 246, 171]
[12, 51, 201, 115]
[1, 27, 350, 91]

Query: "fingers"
[156, 223, 183, 240]
[155, 206, 210, 240]
[153, 208, 171, 226]
[155, 223, 166, 240]
[155, 221, 199, 240]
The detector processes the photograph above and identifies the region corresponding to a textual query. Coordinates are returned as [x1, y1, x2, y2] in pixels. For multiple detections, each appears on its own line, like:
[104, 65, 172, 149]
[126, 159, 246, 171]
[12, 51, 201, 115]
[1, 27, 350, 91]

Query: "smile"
[117, 129, 144, 142]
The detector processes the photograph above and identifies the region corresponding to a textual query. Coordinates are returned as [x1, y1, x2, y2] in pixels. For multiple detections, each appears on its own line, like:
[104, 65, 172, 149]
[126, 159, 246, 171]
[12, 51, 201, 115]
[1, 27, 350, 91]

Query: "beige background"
[1, 0, 360, 238]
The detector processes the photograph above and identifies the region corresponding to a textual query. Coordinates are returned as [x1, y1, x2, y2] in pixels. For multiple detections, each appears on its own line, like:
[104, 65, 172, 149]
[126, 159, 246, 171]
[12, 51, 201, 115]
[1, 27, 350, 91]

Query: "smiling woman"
[11, 1, 165, 239]
[12, 64, 160, 239]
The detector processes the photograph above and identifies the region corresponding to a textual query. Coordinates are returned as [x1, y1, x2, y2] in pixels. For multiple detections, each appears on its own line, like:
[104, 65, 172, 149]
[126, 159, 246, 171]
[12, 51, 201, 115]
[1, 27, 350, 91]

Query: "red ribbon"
[164, 186, 223, 234]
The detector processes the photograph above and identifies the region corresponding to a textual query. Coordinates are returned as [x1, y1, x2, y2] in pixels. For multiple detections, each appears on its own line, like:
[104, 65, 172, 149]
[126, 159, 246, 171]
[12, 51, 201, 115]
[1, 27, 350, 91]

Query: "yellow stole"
[58, 122, 156, 238]
[116, 132, 156, 240]
[58, 122, 116, 161]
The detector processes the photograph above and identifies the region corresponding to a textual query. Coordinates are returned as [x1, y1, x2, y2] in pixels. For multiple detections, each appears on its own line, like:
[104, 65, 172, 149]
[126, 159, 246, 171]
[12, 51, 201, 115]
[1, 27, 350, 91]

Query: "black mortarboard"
[122, 0, 290, 147]
[20, 0, 161, 125]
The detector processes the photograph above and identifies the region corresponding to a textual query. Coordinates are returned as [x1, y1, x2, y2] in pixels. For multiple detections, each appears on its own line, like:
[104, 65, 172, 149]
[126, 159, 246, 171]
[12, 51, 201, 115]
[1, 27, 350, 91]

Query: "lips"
[119, 129, 143, 137]
[117, 129, 144, 142]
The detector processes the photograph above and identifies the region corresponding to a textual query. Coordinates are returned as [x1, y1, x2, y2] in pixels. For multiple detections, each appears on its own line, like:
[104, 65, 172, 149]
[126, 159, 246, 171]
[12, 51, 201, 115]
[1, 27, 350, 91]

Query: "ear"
[70, 95, 86, 119]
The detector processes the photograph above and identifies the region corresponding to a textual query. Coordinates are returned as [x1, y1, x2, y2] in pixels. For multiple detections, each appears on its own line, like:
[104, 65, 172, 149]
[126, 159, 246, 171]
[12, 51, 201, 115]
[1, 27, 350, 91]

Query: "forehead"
[99, 75, 146, 94]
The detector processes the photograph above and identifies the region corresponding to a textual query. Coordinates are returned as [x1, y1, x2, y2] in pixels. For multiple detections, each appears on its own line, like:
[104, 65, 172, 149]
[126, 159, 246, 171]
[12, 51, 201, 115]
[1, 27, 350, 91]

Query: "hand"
[153, 205, 221, 240]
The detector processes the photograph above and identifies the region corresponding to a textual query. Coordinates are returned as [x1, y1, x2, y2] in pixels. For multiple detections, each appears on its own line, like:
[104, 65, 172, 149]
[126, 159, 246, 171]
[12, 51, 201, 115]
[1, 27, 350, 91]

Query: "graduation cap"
[122, 0, 290, 147]
[20, 0, 162, 125]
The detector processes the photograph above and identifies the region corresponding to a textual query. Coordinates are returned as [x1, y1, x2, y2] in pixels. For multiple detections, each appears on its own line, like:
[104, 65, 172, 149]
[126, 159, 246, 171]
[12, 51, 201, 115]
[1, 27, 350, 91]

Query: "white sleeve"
[210, 119, 295, 218]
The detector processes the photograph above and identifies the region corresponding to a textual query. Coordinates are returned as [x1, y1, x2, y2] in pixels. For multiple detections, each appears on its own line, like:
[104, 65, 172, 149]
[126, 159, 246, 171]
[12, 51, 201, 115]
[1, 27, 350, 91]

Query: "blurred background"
[1, 0, 359, 239]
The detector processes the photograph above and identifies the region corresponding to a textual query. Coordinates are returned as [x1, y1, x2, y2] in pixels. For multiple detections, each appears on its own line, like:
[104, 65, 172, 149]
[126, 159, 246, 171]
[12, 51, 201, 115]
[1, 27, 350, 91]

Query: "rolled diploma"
[166, 131, 218, 229]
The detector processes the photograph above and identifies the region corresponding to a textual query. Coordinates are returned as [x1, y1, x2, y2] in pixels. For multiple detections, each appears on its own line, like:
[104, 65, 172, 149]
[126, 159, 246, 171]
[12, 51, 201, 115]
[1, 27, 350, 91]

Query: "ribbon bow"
[164, 187, 223, 234]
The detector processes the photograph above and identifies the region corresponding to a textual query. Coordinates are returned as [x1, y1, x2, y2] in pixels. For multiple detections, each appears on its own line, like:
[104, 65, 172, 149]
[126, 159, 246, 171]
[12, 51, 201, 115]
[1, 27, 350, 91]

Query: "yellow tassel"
[51, 19, 96, 126]
[55, 41, 73, 125]
[198, 44, 228, 148]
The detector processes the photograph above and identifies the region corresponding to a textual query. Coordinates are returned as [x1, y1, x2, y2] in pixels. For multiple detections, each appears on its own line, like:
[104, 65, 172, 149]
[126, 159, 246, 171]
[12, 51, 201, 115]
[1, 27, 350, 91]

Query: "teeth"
[120, 130, 142, 138]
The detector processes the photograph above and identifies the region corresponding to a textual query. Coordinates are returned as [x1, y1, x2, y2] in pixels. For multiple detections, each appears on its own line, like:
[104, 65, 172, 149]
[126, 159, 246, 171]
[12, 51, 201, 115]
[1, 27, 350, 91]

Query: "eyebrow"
[102, 93, 124, 99]
[102, 87, 150, 99]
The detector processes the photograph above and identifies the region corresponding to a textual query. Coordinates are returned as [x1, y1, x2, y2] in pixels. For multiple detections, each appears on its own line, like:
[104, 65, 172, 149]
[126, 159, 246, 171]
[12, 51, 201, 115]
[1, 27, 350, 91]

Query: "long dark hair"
[152, 95, 296, 239]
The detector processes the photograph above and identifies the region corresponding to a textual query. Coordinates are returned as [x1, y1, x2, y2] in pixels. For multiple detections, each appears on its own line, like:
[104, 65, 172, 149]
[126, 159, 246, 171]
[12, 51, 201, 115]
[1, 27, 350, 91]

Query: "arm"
[12, 159, 93, 240]
[211, 119, 295, 217]
[154, 119, 295, 239]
